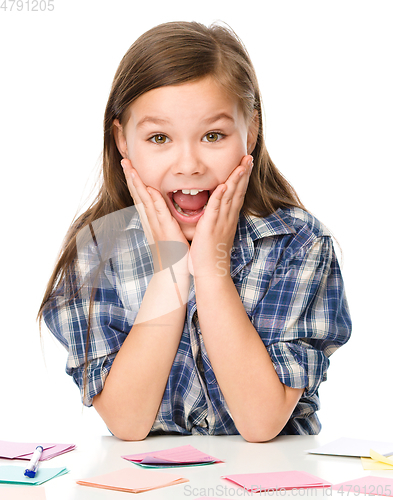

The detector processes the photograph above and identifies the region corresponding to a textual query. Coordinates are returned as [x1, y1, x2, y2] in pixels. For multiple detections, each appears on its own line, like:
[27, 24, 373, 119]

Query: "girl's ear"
[247, 110, 259, 154]
[113, 119, 129, 158]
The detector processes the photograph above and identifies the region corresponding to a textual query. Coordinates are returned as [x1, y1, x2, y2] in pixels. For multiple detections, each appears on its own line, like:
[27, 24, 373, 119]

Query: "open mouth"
[169, 189, 211, 218]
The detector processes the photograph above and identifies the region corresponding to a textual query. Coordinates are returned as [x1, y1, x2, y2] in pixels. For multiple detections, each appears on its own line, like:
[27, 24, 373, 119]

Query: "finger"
[222, 166, 246, 203]
[121, 158, 143, 205]
[146, 187, 187, 238]
[121, 159, 157, 243]
[121, 159, 154, 210]
[202, 184, 227, 224]
[217, 155, 253, 214]
[145, 187, 191, 275]
[202, 155, 251, 222]
[223, 155, 253, 197]
[228, 155, 253, 194]
[232, 155, 253, 199]
[146, 187, 173, 221]
[121, 161, 160, 224]
[122, 162, 187, 246]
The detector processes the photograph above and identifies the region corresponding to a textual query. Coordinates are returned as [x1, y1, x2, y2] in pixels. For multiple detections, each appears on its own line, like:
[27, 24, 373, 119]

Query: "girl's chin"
[179, 224, 196, 242]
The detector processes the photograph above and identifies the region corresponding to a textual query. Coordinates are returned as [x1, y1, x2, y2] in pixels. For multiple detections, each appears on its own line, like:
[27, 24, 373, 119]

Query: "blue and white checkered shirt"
[43, 206, 351, 435]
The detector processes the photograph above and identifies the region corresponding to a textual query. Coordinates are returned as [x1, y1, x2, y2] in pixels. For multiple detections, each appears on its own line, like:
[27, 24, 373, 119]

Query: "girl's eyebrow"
[136, 116, 170, 129]
[201, 113, 235, 125]
[136, 113, 235, 129]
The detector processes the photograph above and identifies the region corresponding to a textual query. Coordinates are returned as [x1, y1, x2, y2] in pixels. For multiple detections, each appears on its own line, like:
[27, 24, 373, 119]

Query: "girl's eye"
[150, 134, 169, 144]
[203, 132, 224, 143]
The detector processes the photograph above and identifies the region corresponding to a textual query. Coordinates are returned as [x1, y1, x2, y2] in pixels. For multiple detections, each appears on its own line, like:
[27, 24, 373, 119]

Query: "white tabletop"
[1, 434, 392, 499]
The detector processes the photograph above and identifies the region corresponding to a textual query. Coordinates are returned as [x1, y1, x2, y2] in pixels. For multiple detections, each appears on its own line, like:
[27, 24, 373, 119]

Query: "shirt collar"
[123, 206, 144, 232]
[231, 208, 295, 272]
[240, 207, 296, 241]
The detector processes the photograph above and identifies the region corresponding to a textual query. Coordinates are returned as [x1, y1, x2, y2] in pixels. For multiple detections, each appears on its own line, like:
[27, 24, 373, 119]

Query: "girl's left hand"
[189, 155, 253, 278]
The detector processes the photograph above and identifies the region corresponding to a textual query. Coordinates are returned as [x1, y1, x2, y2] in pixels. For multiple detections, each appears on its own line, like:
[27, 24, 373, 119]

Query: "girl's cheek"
[138, 164, 165, 190]
[217, 145, 246, 172]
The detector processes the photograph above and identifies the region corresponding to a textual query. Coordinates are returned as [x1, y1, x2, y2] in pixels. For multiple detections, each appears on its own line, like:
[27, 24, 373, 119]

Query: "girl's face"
[114, 76, 257, 241]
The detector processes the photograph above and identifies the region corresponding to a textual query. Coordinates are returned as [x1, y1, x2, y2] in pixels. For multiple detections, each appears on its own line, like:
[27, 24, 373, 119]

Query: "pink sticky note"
[0, 487, 46, 499]
[0, 441, 75, 461]
[76, 467, 189, 493]
[36, 444, 76, 461]
[222, 471, 332, 492]
[332, 476, 393, 496]
[0, 442, 55, 460]
[123, 444, 222, 465]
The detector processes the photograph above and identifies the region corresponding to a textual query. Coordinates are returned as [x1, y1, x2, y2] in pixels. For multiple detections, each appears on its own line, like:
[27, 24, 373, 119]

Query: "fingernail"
[247, 156, 254, 168]
[120, 159, 126, 169]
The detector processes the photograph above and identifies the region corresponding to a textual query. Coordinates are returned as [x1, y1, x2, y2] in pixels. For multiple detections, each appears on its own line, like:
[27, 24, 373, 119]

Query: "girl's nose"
[171, 145, 206, 176]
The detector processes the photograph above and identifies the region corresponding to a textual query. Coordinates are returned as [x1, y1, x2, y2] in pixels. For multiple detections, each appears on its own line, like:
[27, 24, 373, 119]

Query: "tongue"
[173, 190, 209, 211]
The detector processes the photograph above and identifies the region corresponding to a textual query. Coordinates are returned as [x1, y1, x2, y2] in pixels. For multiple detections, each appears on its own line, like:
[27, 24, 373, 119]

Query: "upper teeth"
[172, 189, 204, 195]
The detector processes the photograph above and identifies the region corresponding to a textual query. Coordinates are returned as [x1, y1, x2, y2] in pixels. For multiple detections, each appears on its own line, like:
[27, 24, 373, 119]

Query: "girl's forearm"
[93, 267, 190, 441]
[194, 274, 303, 443]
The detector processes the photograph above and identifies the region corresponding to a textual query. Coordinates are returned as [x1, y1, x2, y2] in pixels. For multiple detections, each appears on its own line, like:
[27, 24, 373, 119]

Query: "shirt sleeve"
[252, 235, 351, 399]
[42, 269, 137, 407]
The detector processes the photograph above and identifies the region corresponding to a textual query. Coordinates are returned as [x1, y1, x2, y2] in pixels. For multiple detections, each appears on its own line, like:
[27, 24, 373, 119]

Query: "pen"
[24, 445, 44, 478]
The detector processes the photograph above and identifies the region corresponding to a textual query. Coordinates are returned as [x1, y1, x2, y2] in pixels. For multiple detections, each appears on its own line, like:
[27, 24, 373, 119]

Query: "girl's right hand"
[121, 158, 190, 274]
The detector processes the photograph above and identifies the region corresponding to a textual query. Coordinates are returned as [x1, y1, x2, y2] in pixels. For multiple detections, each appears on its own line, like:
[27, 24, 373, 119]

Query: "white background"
[0, 0, 392, 445]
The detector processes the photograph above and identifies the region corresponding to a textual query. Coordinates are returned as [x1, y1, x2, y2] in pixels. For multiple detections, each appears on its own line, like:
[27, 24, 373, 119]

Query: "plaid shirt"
[43, 206, 351, 435]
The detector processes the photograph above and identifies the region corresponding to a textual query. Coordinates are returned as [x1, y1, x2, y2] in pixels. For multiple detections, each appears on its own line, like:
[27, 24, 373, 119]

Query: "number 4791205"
[0, 0, 55, 11]
[336, 484, 392, 496]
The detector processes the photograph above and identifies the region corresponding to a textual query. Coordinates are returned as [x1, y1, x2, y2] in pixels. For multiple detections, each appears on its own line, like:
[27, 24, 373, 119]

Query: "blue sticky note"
[0, 465, 69, 485]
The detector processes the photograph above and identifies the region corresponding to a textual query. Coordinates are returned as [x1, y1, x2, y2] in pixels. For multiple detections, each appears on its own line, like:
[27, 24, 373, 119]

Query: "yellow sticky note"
[361, 450, 393, 470]
[370, 449, 393, 466]
[361, 457, 393, 470]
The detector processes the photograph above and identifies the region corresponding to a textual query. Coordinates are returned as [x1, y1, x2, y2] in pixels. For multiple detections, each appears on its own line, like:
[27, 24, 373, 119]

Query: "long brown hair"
[38, 21, 306, 394]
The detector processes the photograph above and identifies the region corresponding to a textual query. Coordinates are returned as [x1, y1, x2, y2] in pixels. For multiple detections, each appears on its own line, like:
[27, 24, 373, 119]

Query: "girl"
[38, 21, 351, 442]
